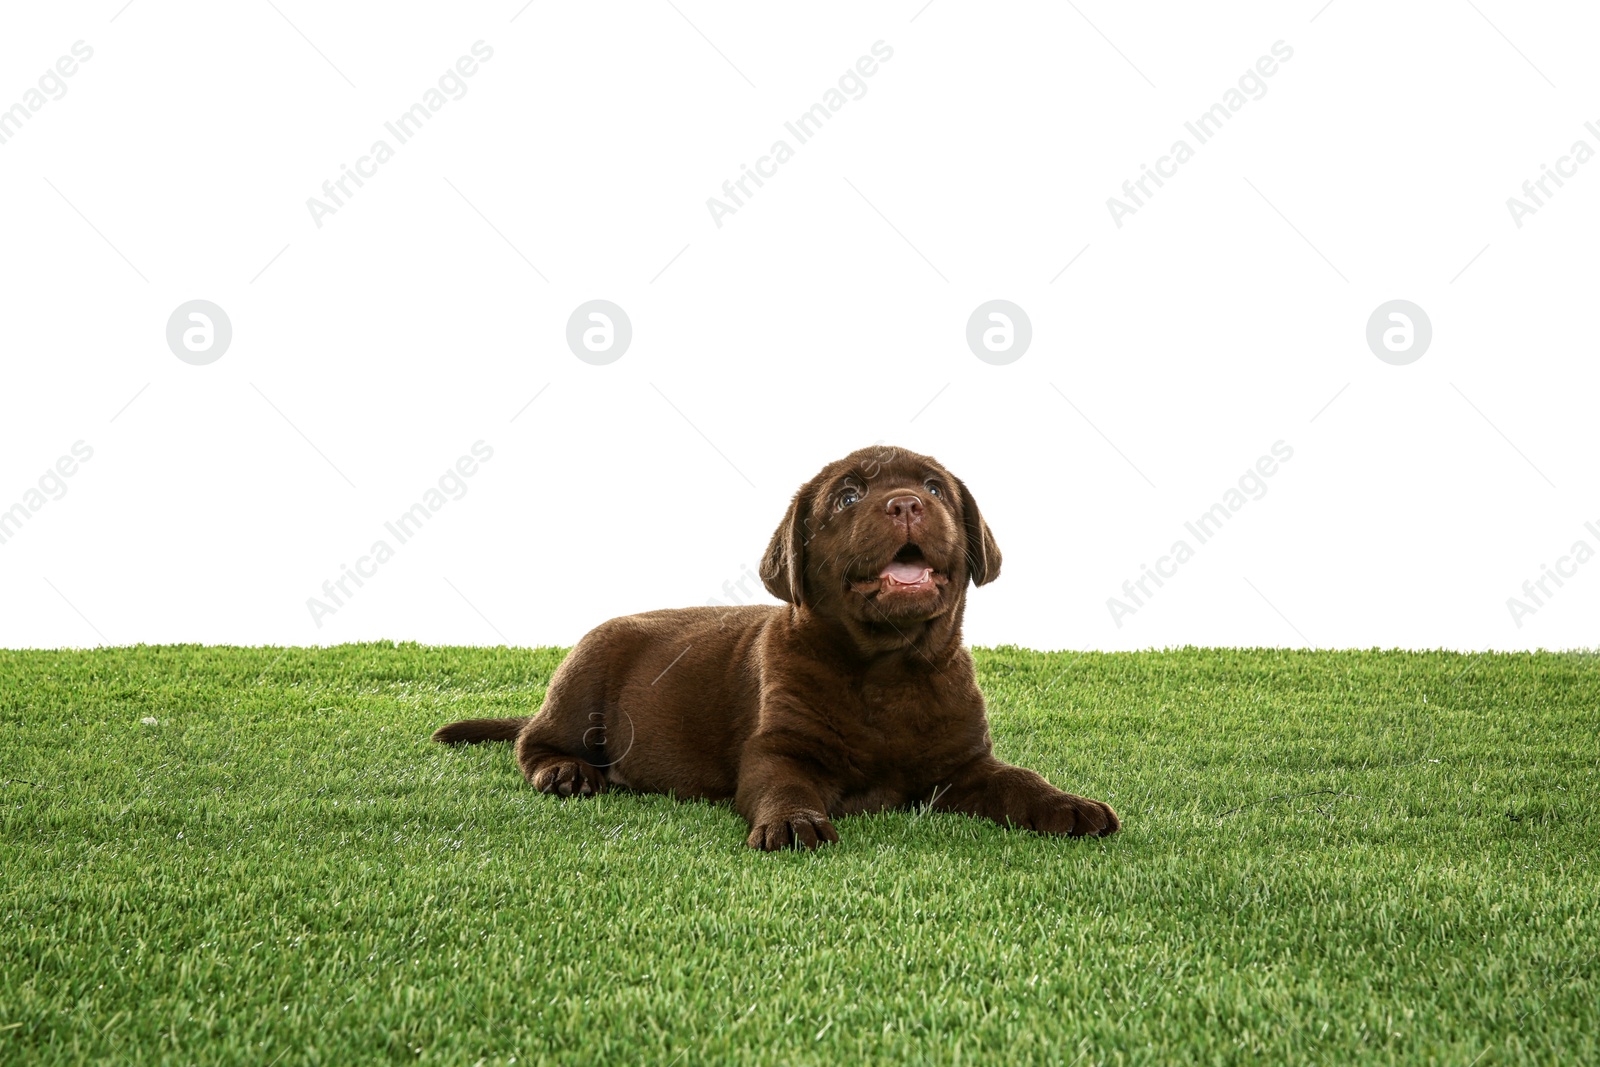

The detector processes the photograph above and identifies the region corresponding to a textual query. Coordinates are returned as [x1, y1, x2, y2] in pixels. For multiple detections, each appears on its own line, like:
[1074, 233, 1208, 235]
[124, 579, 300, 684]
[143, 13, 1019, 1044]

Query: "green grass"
[2, 644, 1596, 1066]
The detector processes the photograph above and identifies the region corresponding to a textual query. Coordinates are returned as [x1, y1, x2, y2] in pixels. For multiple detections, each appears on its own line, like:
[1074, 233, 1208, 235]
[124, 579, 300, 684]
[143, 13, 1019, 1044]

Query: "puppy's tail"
[432, 716, 529, 744]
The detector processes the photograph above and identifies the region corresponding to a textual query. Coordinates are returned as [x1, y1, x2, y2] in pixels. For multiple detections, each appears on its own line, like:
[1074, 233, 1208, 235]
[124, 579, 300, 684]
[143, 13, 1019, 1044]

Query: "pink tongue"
[882, 562, 933, 585]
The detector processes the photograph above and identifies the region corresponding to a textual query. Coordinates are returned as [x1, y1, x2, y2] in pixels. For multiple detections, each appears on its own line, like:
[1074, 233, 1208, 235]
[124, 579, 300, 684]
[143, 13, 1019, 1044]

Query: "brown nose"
[886, 494, 924, 525]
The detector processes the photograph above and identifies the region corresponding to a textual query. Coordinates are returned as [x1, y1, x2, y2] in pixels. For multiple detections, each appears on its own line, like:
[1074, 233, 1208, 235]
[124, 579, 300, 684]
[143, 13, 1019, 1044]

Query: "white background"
[1, 1, 1595, 653]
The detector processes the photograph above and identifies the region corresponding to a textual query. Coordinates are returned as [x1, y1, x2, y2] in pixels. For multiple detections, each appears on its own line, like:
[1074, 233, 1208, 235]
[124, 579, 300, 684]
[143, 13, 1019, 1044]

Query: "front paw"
[1028, 793, 1120, 837]
[746, 809, 840, 851]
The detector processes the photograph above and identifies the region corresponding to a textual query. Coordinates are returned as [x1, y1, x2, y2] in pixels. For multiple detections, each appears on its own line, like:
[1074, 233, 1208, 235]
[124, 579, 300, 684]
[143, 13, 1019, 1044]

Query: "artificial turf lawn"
[1, 645, 1595, 1066]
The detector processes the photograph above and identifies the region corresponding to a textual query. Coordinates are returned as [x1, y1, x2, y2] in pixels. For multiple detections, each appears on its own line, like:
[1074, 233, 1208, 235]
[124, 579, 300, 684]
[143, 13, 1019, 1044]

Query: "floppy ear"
[760, 485, 812, 606]
[955, 476, 1002, 586]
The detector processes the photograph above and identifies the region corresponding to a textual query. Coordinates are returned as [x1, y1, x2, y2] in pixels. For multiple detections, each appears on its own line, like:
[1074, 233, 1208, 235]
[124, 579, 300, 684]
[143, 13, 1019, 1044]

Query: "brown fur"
[433, 445, 1118, 850]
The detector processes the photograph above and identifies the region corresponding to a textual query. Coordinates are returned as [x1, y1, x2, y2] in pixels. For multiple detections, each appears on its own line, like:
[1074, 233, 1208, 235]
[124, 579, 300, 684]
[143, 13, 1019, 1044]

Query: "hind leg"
[520, 747, 606, 796]
[515, 644, 611, 797]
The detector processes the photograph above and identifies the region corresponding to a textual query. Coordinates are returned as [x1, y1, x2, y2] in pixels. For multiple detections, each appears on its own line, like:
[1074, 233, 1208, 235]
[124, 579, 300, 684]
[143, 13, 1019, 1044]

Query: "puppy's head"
[760, 445, 1000, 627]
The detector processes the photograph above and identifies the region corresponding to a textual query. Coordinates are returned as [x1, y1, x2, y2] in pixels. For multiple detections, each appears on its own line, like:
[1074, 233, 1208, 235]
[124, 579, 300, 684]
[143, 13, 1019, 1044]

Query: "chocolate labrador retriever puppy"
[433, 445, 1118, 849]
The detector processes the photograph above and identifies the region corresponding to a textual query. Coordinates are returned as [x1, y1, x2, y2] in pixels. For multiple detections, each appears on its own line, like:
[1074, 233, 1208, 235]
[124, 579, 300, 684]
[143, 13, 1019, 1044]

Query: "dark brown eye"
[924, 480, 942, 499]
[838, 487, 861, 509]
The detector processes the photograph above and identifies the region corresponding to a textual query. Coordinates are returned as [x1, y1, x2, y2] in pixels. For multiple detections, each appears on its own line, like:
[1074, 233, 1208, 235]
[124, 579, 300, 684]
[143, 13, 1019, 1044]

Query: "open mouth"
[850, 543, 949, 598]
